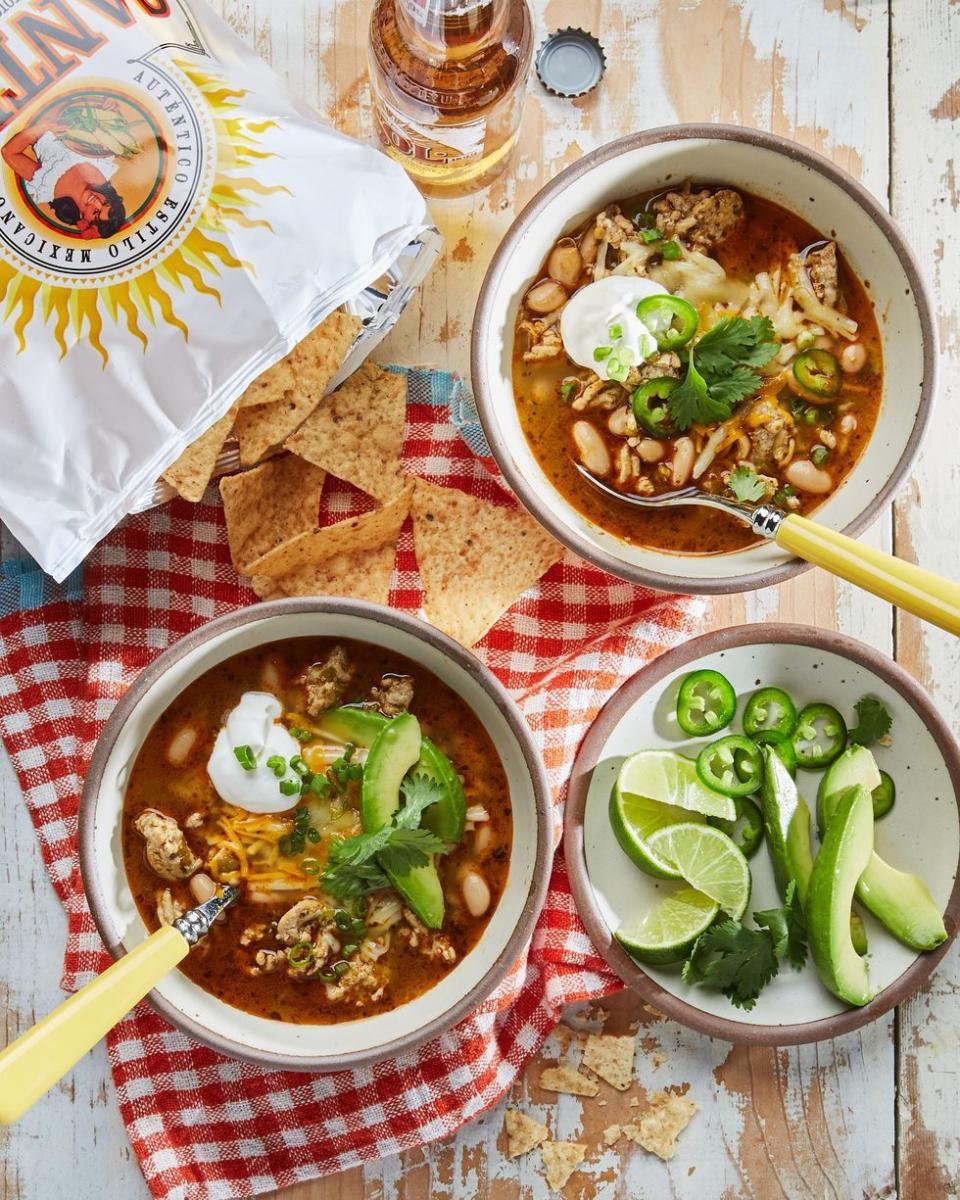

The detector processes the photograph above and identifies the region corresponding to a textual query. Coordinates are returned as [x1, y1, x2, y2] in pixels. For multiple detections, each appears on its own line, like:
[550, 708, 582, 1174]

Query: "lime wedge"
[616, 750, 736, 823]
[609, 780, 706, 879]
[616, 887, 719, 964]
[647, 822, 751, 919]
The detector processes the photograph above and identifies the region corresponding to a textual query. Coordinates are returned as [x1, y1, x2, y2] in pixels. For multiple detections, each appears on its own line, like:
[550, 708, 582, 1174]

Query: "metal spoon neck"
[174, 886, 239, 946]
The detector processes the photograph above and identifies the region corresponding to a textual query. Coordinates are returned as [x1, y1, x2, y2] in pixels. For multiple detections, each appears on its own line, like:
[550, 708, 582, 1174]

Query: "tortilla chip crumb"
[643, 1004, 664, 1020]
[629, 1096, 640, 1108]
[540, 1141, 586, 1193]
[539, 1065, 599, 1098]
[503, 1109, 549, 1159]
[597, 1099, 607, 1107]
[650, 1050, 668, 1070]
[602, 1124, 622, 1147]
[582, 1034, 635, 1092]
[628, 1021, 640, 1033]
[623, 1092, 699, 1161]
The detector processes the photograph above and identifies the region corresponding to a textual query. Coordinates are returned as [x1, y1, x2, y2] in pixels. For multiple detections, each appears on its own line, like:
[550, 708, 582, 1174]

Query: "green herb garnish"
[319, 773, 446, 901]
[640, 226, 663, 244]
[288, 726, 313, 742]
[266, 754, 286, 777]
[682, 882, 807, 1010]
[661, 240, 683, 260]
[727, 465, 767, 504]
[848, 696, 893, 747]
[667, 316, 779, 431]
[608, 323, 623, 340]
[560, 379, 578, 404]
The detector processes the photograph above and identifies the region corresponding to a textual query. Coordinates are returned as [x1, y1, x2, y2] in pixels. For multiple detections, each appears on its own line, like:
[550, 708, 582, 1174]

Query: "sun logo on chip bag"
[0, 51, 281, 363]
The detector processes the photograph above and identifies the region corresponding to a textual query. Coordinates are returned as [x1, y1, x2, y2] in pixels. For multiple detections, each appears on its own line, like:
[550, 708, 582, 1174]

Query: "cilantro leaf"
[755, 880, 807, 970]
[683, 882, 808, 1011]
[848, 696, 893, 747]
[708, 364, 768, 410]
[683, 920, 780, 1010]
[319, 771, 445, 900]
[695, 316, 779, 379]
[667, 354, 732, 431]
[727, 465, 767, 504]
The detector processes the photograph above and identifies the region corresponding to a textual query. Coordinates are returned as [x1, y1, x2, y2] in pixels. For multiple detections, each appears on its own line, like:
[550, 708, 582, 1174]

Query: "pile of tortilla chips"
[164, 313, 563, 647]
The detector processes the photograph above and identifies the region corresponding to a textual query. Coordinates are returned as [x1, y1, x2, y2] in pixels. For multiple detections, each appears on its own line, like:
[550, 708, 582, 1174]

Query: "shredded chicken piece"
[521, 324, 564, 362]
[624, 352, 682, 390]
[371, 674, 414, 717]
[276, 897, 329, 946]
[746, 399, 796, 472]
[134, 809, 200, 882]
[156, 888, 184, 928]
[323, 958, 389, 1005]
[239, 922, 268, 947]
[299, 646, 352, 716]
[571, 375, 622, 412]
[652, 186, 745, 249]
[251, 948, 286, 975]
[184, 812, 203, 829]
[593, 208, 635, 249]
[805, 241, 839, 308]
[399, 908, 457, 963]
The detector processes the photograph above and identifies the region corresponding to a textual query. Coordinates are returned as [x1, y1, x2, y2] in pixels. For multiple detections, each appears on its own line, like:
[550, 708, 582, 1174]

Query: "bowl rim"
[470, 123, 938, 595]
[563, 621, 960, 1045]
[79, 597, 554, 1072]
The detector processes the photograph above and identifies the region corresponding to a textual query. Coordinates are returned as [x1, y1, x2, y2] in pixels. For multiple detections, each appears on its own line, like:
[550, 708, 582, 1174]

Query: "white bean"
[637, 438, 666, 463]
[607, 406, 637, 437]
[840, 342, 867, 374]
[166, 724, 198, 768]
[461, 869, 491, 918]
[579, 226, 598, 266]
[547, 239, 583, 289]
[573, 421, 611, 476]
[670, 437, 695, 488]
[190, 872, 217, 905]
[785, 459, 834, 495]
[474, 824, 493, 855]
[260, 659, 283, 693]
[525, 279, 568, 315]
[839, 414, 858, 435]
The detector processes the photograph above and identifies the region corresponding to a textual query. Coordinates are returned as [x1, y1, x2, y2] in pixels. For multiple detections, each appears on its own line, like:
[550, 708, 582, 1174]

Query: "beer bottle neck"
[395, 0, 510, 64]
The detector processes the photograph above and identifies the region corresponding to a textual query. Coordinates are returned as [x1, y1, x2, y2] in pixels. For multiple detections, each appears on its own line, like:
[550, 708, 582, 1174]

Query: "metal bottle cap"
[535, 28, 606, 99]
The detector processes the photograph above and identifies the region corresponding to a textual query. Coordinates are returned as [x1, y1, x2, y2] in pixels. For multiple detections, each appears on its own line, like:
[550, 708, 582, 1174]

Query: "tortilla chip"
[411, 479, 563, 647]
[582, 1034, 635, 1092]
[540, 1142, 586, 1193]
[249, 482, 412, 603]
[234, 311, 361, 465]
[602, 1124, 622, 1147]
[219, 455, 326, 573]
[539, 1065, 599, 1098]
[284, 362, 408, 502]
[237, 356, 296, 409]
[246, 480, 412, 579]
[503, 1110, 549, 1159]
[622, 1092, 699, 1161]
[162, 404, 238, 502]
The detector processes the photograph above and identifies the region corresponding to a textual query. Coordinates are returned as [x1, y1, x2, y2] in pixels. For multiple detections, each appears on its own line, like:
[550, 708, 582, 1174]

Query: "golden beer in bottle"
[368, 0, 533, 197]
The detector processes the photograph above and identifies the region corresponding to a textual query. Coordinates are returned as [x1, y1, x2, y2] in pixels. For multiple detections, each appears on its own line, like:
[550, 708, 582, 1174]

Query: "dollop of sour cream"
[207, 691, 303, 814]
[560, 276, 672, 382]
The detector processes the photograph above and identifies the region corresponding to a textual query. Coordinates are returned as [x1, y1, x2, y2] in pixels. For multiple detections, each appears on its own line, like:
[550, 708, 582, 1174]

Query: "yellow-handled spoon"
[0, 885, 239, 1125]
[574, 466, 960, 636]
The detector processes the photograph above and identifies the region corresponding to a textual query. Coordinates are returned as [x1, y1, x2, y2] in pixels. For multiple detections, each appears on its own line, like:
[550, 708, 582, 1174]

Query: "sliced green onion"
[811, 445, 830, 466]
[307, 827, 321, 844]
[233, 745, 256, 771]
[287, 942, 314, 969]
[593, 345, 612, 362]
[342, 943, 358, 957]
[290, 755, 309, 777]
[279, 834, 293, 856]
[279, 779, 300, 796]
[640, 226, 663, 244]
[661, 240, 683, 261]
[300, 857, 321, 875]
[288, 725, 312, 742]
[608, 323, 623, 340]
[266, 754, 286, 777]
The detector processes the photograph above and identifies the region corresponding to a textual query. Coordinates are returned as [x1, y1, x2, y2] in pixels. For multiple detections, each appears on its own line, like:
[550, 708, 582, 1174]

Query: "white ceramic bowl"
[565, 624, 960, 1044]
[472, 125, 937, 594]
[80, 599, 552, 1071]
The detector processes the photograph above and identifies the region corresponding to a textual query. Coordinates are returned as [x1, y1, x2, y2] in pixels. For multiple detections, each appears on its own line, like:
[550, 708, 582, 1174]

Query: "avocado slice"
[318, 707, 466, 845]
[808, 785, 876, 1006]
[361, 713, 445, 929]
[313, 705, 388, 748]
[819, 746, 947, 951]
[759, 746, 815, 907]
[417, 738, 467, 845]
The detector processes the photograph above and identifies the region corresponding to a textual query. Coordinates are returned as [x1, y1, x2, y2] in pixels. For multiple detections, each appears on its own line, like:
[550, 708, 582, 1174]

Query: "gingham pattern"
[0, 369, 702, 1200]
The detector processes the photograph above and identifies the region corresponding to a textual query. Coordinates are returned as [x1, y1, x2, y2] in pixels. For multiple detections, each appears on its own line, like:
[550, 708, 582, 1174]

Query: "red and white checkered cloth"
[0, 370, 702, 1200]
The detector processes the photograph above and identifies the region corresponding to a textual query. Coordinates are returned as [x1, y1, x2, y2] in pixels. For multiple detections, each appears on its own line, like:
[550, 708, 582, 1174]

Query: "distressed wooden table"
[2, 1, 958, 1197]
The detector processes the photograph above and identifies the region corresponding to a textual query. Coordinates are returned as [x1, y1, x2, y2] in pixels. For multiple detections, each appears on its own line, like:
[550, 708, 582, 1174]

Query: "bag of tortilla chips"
[0, 0, 428, 580]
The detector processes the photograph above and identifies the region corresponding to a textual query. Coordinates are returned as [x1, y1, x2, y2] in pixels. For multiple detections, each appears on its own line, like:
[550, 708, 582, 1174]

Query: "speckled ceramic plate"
[565, 624, 960, 1045]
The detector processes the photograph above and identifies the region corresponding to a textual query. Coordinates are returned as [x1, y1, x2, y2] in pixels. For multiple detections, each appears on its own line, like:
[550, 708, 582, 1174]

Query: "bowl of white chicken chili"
[79, 599, 551, 1071]
[471, 125, 937, 593]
